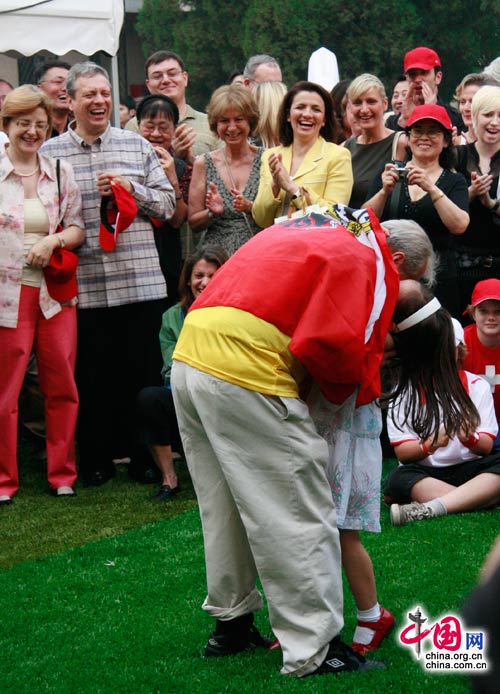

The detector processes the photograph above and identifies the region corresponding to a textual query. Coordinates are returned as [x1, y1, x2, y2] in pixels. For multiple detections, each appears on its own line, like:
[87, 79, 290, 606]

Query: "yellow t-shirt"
[173, 306, 306, 397]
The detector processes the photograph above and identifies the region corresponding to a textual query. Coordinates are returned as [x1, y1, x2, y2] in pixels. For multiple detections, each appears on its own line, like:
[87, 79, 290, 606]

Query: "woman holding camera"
[364, 104, 469, 316]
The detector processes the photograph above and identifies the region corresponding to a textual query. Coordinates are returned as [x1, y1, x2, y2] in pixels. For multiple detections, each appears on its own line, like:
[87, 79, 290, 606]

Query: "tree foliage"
[137, 0, 249, 109]
[137, 0, 500, 109]
[242, 0, 420, 87]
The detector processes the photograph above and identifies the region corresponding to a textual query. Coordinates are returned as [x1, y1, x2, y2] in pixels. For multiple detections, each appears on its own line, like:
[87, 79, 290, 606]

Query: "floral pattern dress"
[309, 386, 383, 532]
[202, 148, 263, 256]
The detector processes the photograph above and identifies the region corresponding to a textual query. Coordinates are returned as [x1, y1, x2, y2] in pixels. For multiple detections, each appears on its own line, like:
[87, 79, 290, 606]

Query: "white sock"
[354, 603, 381, 645]
[357, 604, 381, 622]
[424, 498, 447, 516]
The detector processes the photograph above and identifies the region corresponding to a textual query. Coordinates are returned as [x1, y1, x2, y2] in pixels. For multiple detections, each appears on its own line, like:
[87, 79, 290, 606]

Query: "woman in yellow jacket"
[252, 81, 353, 228]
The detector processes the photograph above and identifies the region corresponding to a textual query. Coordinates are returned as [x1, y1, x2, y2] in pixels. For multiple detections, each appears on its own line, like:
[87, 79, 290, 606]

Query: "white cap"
[451, 317, 465, 346]
[308, 47, 339, 91]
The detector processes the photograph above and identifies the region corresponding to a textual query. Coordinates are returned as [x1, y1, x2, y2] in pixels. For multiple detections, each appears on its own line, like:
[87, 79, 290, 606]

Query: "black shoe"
[152, 484, 181, 502]
[311, 636, 384, 675]
[205, 624, 272, 657]
[82, 468, 116, 487]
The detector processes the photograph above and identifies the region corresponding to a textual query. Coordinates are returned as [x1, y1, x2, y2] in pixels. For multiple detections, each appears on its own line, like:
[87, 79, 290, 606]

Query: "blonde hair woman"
[0, 85, 85, 504]
[454, 85, 500, 311]
[252, 80, 287, 148]
[188, 85, 262, 255]
[344, 73, 408, 208]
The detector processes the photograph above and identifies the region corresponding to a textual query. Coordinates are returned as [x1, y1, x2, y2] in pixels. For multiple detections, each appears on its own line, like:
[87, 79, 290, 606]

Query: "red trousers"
[0, 285, 78, 496]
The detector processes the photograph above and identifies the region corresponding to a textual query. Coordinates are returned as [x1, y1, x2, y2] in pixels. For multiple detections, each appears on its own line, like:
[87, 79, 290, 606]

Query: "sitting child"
[135, 245, 227, 500]
[463, 279, 500, 449]
[385, 296, 500, 526]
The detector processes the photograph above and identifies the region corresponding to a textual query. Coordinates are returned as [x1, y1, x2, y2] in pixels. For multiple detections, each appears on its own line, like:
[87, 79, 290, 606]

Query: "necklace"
[222, 150, 253, 234]
[13, 164, 40, 178]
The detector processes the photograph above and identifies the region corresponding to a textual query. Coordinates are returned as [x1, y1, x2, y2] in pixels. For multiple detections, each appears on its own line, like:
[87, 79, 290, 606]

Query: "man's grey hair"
[243, 54, 280, 79]
[383, 219, 437, 287]
[66, 62, 110, 98]
[484, 56, 500, 82]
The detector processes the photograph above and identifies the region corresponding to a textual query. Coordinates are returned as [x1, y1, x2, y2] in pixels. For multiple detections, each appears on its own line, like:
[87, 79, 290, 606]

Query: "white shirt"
[387, 371, 498, 467]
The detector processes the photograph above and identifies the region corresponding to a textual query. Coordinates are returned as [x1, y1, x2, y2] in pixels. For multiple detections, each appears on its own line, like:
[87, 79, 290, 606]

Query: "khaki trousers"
[171, 362, 343, 675]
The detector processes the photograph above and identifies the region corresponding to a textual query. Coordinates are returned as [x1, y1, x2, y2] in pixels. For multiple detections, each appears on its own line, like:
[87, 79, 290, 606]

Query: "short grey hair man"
[41, 60, 175, 488]
[243, 54, 282, 88]
[383, 219, 437, 287]
[66, 61, 110, 98]
[484, 56, 500, 82]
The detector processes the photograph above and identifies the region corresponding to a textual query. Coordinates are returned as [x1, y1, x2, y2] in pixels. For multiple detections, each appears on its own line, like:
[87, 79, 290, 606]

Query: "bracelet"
[207, 209, 214, 221]
[291, 188, 301, 200]
[431, 191, 445, 204]
[491, 199, 500, 213]
[175, 194, 182, 200]
[420, 440, 431, 456]
[462, 432, 480, 449]
[56, 233, 65, 249]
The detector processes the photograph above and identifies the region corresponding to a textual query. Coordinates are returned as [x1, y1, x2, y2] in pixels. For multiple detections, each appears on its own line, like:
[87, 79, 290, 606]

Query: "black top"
[454, 143, 500, 251]
[153, 156, 187, 305]
[367, 167, 469, 250]
[343, 132, 397, 209]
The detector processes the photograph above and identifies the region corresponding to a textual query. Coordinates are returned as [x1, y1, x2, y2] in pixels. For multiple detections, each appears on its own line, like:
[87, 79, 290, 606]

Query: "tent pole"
[111, 54, 120, 128]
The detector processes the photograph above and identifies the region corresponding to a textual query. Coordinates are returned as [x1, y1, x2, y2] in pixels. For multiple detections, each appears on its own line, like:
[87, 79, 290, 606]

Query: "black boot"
[204, 613, 272, 656]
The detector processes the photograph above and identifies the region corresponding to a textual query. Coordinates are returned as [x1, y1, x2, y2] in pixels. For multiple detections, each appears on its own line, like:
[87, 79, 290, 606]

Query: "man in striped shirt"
[42, 61, 175, 487]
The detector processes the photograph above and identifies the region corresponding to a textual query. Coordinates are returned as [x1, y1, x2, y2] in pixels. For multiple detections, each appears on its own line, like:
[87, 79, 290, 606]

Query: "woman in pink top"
[0, 86, 85, 504]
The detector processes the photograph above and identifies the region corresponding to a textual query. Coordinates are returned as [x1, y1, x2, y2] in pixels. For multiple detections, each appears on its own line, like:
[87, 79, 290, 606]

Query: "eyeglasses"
[148, 69, 184, 83]
[409, 126, 443, 139]
[140, 121, 174, 134]
[40, 78, 66, 87]
[14, 119, 49, 133]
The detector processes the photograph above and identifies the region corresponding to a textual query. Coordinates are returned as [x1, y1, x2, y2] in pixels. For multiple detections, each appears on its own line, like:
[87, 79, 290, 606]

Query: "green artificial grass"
[0, 440, 197, 569]
[1, 448, 498, 693]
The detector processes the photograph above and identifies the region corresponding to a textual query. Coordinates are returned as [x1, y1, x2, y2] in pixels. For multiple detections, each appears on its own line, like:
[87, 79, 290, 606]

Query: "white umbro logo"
[325, 657, 345, 669]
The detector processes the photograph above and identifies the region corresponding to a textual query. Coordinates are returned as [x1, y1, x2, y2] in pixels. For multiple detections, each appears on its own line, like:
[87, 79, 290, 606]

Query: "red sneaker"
[351, 606, 395, 655]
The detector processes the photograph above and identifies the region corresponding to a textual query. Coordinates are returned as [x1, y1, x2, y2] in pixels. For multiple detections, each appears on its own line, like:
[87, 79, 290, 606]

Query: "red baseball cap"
[99, 182, 138, 252]
[470, 279, 500, 307]
[404, 46, 441, 72]
[405, 104, 453, 133]
[43, 248, 78, 302]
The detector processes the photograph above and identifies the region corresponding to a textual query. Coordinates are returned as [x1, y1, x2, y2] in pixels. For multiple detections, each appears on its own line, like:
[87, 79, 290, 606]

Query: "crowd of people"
[0, 44, 500, 682]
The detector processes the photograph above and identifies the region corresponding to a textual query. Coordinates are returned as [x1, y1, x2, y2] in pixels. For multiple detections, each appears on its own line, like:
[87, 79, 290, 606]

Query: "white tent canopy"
[0, 0, 124, 56]
[0, 0, 124, 123]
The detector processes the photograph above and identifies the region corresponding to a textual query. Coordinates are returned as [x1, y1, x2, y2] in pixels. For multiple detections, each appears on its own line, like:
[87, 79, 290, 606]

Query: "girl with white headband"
[384, 293, 500, 525]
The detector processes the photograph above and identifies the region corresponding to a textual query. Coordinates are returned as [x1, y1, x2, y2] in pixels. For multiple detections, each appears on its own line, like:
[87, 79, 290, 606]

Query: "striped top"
[41, 124, 175, 309]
